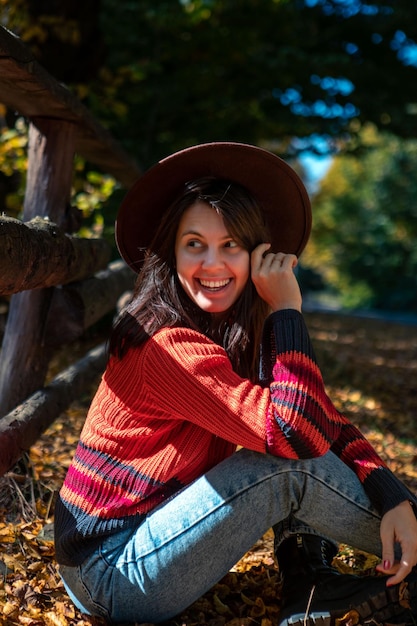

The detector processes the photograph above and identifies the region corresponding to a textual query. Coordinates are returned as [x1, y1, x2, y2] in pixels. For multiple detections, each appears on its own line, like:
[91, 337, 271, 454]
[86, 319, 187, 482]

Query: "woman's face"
[175, 201, 250, 315]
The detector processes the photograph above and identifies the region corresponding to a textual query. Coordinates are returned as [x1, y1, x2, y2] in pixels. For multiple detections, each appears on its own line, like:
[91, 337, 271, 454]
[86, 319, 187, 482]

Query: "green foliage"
[0, 116, 117, 239]
[0, 0, 30, 34]
[0, 117, 27, 216]
[305, 126, 417, 311]
[91, 0, 417, 165]
[72, 160, 118, 239]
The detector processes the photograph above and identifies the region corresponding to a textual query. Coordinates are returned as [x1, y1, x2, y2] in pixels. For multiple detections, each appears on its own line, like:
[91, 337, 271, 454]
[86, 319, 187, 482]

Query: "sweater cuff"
[259, 310, 314, 386]
[363, 466, 417, 515]
[269, 309, 316, 361]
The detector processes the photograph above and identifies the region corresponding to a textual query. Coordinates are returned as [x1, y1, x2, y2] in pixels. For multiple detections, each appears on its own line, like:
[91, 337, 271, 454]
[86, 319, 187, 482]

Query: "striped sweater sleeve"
[264, 310, 345, 458]
[263, 310, 415, 515]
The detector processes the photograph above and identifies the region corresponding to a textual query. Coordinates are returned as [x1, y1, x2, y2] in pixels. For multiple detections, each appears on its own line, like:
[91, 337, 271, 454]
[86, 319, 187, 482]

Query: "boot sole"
[279, 579, 417, 626]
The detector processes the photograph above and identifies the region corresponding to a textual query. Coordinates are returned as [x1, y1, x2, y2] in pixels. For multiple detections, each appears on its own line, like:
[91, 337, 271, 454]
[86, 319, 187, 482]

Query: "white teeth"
[199, 278, 230, 288]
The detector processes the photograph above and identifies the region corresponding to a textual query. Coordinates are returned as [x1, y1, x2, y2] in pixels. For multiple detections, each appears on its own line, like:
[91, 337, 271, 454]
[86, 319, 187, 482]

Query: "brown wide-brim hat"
[116, 142, 312, 272]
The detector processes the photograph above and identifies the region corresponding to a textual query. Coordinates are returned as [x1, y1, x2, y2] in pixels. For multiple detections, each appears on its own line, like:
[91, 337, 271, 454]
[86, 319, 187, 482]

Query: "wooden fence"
[0, 25, 141, 475]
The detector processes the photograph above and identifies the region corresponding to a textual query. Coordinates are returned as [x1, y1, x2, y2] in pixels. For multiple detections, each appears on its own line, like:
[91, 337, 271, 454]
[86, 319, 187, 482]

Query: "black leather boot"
[276, 534, 417, 626]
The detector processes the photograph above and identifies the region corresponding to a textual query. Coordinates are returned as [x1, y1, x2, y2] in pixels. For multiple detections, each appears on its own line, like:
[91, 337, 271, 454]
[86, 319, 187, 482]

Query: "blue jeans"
[58, 449, 383, 623]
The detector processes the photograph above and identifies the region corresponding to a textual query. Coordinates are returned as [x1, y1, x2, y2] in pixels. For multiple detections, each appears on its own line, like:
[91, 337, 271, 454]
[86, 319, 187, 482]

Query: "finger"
[262, 253, 298, 271]
[376, 551, 413, 585]
[376, 561, 397, 575]
[379, 516, 396, 572]
[386, 557, 413, 586]
[379, 541, 395, 576]
[280, 254, 299, 270]
[262, 252, 286, 270]
[251, 243, 271, 270]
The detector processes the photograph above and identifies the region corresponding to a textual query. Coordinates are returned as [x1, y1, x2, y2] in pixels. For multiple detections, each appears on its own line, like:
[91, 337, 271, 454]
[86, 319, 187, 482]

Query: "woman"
[54, 142, 417, 625]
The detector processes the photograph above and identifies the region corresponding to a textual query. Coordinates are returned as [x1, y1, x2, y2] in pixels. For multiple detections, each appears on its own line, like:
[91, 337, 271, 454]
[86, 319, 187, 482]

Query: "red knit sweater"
[54, 310, 413, 566]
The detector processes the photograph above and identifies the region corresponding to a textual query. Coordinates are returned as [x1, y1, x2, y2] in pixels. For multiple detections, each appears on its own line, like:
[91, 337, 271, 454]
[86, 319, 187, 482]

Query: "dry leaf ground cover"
[1, 311, 417, 626]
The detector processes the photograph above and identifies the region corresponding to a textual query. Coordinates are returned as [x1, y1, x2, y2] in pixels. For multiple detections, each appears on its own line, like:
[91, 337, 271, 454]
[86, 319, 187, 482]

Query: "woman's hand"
[376, 500, 417, 585]
[251, 243, 302, 312]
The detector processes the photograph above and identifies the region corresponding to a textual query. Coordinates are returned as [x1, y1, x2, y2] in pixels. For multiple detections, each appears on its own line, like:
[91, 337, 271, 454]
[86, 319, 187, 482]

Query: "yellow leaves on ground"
[0, 517, 73, 626]
[0, 525, 17, 544]
[335, 609, 361, 626]
[176, 566, 281, 626]
[306, 312, 417, 495]
[334, 545, 380, 576]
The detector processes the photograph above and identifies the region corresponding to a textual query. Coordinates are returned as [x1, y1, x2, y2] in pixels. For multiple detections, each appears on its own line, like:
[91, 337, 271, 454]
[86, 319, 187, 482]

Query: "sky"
[300, 152, 332, 193]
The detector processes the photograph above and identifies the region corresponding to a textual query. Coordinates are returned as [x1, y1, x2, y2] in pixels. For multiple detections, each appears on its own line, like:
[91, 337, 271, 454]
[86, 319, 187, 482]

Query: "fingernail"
[384, 560, 391, 569]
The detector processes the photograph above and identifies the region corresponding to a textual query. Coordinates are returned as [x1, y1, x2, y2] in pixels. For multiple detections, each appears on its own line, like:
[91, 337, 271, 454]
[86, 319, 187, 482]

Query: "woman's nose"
[201, 247, 223, 269]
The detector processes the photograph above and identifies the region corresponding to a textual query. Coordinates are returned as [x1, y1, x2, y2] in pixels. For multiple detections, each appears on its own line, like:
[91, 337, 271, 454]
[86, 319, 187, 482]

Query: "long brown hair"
[109, 177, 271, 381]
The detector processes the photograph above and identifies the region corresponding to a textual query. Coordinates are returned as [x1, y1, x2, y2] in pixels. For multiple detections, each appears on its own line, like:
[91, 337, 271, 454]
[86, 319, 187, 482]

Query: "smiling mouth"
[198, 278, 231, 290]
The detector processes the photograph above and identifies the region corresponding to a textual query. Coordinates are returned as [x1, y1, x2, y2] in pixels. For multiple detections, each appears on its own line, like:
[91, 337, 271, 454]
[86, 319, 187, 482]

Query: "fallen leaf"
[335, 609, 361, 626]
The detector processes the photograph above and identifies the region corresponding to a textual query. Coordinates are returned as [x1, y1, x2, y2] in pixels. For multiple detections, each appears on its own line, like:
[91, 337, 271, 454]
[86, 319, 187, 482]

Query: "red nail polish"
[384, 560, 391, 570]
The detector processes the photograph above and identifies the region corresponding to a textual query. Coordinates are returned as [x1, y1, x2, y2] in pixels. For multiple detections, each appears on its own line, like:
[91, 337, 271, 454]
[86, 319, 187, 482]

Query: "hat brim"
[116, 142, 312, 272]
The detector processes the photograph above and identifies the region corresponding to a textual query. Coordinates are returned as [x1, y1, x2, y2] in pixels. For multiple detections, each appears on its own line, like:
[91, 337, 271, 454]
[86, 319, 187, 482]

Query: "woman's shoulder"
[109, 326, 226, 374]
[154, 325, 208, 341]
[143, 325, 229, 363]
[151, 325, 221, 353]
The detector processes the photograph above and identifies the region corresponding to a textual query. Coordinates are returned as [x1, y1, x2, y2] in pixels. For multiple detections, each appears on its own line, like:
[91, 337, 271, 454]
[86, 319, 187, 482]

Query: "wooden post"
[0, 119, 76, 416]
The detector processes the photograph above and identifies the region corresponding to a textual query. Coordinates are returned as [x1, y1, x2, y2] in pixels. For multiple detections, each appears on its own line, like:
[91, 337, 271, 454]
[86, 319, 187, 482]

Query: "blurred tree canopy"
[304, 125, 417, 311]
[2, 0, 417, 167]
[1, 0, 417, 310]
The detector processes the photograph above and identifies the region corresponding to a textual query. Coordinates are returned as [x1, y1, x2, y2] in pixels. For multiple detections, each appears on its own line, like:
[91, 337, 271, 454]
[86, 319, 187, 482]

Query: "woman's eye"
[187, 239, 202, 248]
[225, 240, 238, 249]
